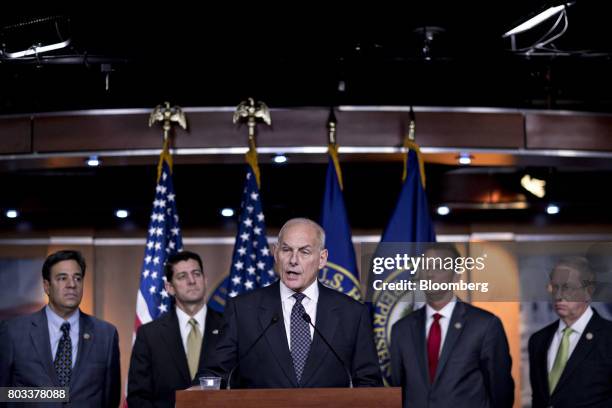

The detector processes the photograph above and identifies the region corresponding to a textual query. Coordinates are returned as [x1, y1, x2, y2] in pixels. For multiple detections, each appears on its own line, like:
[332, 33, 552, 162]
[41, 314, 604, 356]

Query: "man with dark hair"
[128, 250, 223, 408]
[529, 256, 612, 407]
[391, 244, 514, 408]
[0, 249, 121, 407]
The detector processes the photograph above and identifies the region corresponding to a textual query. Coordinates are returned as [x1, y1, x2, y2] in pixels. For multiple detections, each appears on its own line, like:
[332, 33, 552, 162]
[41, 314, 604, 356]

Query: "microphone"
[302, 313, 353, 388]
[226, 313, 279, 389]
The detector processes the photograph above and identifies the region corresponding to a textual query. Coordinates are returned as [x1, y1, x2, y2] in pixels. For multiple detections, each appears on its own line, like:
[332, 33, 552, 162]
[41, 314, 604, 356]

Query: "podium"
[176, 387, 401, 408]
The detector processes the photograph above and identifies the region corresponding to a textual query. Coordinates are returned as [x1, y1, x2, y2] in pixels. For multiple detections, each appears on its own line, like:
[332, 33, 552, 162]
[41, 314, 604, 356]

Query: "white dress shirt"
[175, 305, 207, 354]
[424, 297, 457, 356]
[547, 306, 593, 373]
[280, 279, 319, 350]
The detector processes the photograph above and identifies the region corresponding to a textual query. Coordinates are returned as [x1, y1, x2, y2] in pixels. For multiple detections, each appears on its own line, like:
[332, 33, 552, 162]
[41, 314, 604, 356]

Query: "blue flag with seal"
[319, 143, 362, 301]
[371, 138, 436, 385]
[208, 140, 276, 312]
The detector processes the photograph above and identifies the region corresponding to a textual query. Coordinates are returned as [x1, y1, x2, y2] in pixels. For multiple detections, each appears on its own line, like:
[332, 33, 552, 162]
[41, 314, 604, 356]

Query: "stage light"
[273, 154, 288, 164]
[458, 153, 472, 165]
[521, 174, 546, 198]
[546, 204, 560, 215]
[115, 209, 129, 219]
[221, 208, 234, 217]
[86, 155, 101, 167]
[437, 205, 450, 216]
[5, 209, 19, 219]
[503, 4, 568, 37]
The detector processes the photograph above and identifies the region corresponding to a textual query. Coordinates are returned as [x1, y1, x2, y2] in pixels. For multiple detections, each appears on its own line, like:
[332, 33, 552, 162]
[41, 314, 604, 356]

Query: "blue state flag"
[208, 142, 276, 312]
[370, 139, 436, 385]
[319, 143, 362, 301]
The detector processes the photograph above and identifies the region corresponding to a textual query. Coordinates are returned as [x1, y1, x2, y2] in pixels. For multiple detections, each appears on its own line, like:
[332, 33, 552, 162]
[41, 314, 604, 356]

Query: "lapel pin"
[586, 332, 594, 340]
[212, 329, 219, 335]
[455, 322, 462, 330]
[83, 333, 91, 340]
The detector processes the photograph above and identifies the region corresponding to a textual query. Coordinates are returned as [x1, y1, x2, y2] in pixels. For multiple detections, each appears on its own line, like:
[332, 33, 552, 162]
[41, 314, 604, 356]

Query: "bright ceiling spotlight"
[546, 204, 560, 215]
[437, 205, 450, 216]
[221, 208, 234, 217]
[115, 209, 129, 219]
[273, 154, 288, 164]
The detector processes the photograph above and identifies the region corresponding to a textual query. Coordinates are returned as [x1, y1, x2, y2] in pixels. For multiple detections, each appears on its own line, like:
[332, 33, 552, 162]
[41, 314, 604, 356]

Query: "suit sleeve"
[127, 326, 156, 408]
[390, 321, 405, 388]
[0, 321, 13, 387]
[351, 304, 383, 387]
[205, 298, 239, 386]
[528, 334, 543, 408]
[105, 327, 121, 408]
[480, 316, 514, 408]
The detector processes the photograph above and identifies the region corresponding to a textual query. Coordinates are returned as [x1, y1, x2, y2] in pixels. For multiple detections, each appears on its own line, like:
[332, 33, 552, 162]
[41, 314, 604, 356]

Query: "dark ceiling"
[1, 2, 612, 114]
[2, 4, 612, 234]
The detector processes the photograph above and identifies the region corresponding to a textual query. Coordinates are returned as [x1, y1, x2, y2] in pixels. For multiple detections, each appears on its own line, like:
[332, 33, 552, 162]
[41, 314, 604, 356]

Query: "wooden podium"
[176, 387, 401, 408]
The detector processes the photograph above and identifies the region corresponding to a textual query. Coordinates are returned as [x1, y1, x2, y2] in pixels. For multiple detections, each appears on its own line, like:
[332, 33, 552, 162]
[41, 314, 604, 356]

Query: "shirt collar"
[45, 305, 80, 330]
[425, 296, 457, 321]
[175, 304, 207, 331]
[558, 305, 593, 335]
[279, 279, 319, 302]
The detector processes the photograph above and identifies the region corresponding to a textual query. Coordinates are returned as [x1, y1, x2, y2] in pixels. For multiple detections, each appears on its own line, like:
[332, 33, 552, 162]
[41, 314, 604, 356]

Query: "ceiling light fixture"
[546, 204, 560, 215]
[521, 174, 546, 198]
[273, 154, 288, 164]
[86, 155, 101, 167]
[503, 5, 567, 38]
[221, 208, 234, 217]
[437, 205, 450, 216]
[115, 209, 129, 219]
[5, 209, 19, 219]
[458, 153, 472, 165]
[502, 2, 575, 53]
[1, 39, 71, 59]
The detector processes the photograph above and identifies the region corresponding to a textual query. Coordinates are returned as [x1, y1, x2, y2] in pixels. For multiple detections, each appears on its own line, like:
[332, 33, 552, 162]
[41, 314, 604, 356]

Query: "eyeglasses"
[547, 282, 592, 296]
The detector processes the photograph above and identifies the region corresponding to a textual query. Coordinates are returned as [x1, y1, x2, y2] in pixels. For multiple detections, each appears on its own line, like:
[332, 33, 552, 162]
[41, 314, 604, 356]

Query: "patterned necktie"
[187, 318, 202, 379]
[548, 327, 573, 393]
[427, 313, 442, 383]
[290, 292, 311, 384]
[54, 322, 72, 387]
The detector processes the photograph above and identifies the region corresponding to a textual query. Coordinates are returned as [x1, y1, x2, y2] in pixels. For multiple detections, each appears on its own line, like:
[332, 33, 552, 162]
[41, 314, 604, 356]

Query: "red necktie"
[427, 313, 442, 383]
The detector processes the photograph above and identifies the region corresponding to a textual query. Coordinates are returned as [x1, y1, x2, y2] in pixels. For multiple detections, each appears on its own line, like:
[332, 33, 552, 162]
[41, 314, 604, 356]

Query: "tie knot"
[562, 327, 573, 337]
[293, 292, 306, 304]
[433, 313, 442, 322]
[60, 322, 70, 335]
[188, 318, 198, 329]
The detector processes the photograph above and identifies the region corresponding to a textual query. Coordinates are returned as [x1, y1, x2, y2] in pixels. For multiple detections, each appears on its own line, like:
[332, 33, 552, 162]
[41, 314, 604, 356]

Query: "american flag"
[134, 152, 183, 327]
[226, 166, 276, 298]
[208, 157, 276, 312]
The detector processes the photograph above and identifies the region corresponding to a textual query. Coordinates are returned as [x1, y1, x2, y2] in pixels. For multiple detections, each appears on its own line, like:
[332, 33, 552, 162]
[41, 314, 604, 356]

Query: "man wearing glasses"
[528, 256, 612, 408]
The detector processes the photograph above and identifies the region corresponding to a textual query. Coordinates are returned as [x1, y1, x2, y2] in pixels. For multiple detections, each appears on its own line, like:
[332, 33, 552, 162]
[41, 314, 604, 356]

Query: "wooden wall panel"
[0, 117, 31, 154]
[526, 112, 612, 151]
[32, 114, 171, 152]
[417, 112, 524, 148]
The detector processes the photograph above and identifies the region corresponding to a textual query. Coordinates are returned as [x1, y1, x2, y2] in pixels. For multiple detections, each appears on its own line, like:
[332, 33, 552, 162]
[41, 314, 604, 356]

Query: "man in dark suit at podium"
[127, 251, 223, 408]
[211, 218, 382, 388]
[529, 256, 612, 408]
[0, 250, 121, 408]
[390, 244, 514, 408]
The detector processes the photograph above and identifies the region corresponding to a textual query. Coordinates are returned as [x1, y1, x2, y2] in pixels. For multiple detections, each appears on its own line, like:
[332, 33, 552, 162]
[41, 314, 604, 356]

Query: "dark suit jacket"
[529, 309, 612, 408]
[390, 301, 514, 408]
[0, 307, 120, 408]
[209, 280, 382, 388]
[127, 307, 223, 408]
